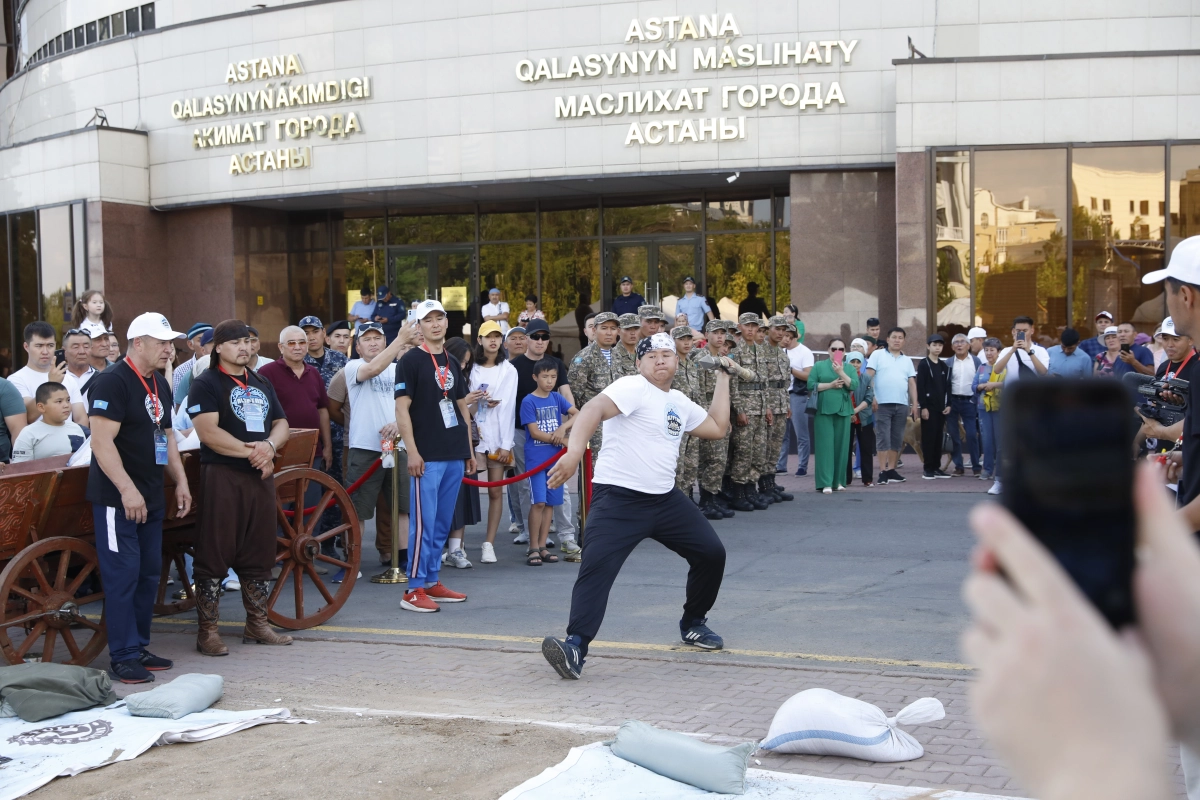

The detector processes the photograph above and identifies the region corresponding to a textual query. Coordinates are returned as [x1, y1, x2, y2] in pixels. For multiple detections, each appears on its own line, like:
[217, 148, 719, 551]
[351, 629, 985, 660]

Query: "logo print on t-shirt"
[663, 402, 683, 439]
[535, 404, 560, 434]
[229, 386, 269, 425]
[143, 393, 164, 424]
[434, 364, 455, 392]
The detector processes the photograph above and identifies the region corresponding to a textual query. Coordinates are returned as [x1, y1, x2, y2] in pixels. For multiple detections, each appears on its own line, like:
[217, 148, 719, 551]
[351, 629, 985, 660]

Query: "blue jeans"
[980, 407, 1000, 477]
[407, 459, 465, 587]
[777, 392, 812, 472]
[94, 504, 164, 664]
[948, 395, 981, 471]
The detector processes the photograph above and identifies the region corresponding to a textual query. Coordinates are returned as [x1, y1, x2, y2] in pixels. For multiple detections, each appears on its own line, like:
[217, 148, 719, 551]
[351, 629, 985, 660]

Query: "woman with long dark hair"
[441, 337, 486, 569]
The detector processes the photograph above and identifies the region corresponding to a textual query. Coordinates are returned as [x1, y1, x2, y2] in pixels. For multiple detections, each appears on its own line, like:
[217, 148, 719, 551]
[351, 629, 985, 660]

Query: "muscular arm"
[688, 372, 731, 440]
[89, 417, 141, 502]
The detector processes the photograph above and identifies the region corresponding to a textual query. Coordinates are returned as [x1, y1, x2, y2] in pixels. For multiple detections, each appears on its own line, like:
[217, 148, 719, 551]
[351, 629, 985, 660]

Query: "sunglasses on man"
[528, 333, 550, 341]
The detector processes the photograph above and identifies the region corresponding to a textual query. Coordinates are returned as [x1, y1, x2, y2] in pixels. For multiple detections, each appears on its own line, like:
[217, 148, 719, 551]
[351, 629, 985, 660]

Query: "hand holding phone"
[832, 350, 844, 368]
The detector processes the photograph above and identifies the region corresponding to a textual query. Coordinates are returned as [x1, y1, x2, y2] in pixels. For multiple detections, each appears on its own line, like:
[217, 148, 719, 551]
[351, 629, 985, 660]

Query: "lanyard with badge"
[126, 357, 169, 465]
[219, 364, 266, 433]
[423, 346, 459, 428]
[1166, 348, 1196, 380]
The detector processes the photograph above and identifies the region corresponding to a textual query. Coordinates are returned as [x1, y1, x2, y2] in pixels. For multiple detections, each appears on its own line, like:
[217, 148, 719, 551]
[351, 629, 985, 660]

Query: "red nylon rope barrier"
[281, 456, 381, 517]
[461, 450, 565, 487]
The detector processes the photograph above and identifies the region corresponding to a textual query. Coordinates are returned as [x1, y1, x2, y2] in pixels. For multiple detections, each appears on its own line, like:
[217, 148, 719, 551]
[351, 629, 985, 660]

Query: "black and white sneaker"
[877, 473, 890, 485]
[681, 619, 724, 650]
[887, 470, 906, 484]
[542, 636, 583, 679]
[933, 469, 953, 479]
[922, 470, 937, 480]
[138, 649, 173, 671]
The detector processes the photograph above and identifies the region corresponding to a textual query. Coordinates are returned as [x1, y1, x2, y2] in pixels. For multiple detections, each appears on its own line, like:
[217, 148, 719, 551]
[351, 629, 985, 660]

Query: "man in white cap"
[966, 327, 988, 357]
[88, 312, 193, 684]
[540, 332, 736, 679]
[1136, 316, 1196, 449]
[1078, 310, 1115, 359]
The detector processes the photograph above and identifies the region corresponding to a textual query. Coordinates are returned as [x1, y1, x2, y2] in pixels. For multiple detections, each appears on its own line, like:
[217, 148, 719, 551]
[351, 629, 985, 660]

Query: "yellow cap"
[478, 320, 504, 338]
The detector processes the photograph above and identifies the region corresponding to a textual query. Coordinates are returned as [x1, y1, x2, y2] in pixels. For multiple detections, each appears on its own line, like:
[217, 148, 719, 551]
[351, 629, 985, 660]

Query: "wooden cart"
[0, 428, 361, 666]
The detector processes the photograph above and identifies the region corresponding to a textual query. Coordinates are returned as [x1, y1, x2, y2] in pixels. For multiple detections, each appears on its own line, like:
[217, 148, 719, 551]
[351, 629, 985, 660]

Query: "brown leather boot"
[241, 579, 293, 645]
[195, 578, 229, 656]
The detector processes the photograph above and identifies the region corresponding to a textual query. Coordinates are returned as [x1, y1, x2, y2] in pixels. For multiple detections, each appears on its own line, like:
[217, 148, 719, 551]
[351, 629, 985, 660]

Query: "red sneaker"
[401, 587, 440, 613]
[424, 581, 467, 603]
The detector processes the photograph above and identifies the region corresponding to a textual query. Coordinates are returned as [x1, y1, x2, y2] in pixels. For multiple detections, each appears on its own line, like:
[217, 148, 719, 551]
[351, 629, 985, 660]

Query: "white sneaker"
[508, 522, 520, 534]
[480, 542, 497, 563]
[853, 469, 861, 479]
[445, 549, 473, 569]
[224, 579, 241, 591]
[513, 530, 529, 544]
[988, 479, 1002, 496]
[441, 551, 448, 564]
[559, 539, 581, 555]
[545, 536, 556, 548]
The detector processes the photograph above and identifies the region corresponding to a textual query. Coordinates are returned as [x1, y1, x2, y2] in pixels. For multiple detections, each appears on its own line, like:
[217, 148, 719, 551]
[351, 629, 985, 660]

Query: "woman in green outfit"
[807, 339, 858, 494]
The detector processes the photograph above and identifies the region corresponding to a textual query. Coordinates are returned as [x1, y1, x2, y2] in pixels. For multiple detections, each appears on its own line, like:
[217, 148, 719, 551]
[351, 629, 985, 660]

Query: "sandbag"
[609, 720, 754, 795]
[759, 688, 944, 762]
[0, 663, 116, 722]
[125, 673, 224, 719]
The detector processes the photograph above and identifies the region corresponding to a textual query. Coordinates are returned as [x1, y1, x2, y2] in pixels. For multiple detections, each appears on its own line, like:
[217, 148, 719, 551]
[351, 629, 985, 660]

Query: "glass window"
[289, 252, 330, 327]
[55, 34, 63, 53]
[973, 149, 1068, 346]
[1072, 146, 1165, 336]
[705, 198, 771, 231]
[335, 249, 386, 317]
[0, 218, 11, 373]
[603, 201, 702, 236]
[235, 254, 288, 359]
[386, 212, 474, 245]
[64, 29, 74, 50]
[1171, 145, 1200, 247]
[541, 206, 598, 238]
[11, 213, 40, 348]
[126, 8, 140, 33]
[86, 21, 97, 44]
[99, 17, 111, 40]
[775, 231, 790, 320]
[334, 212, 383, 248]
[38, 206, 74, 342]
[479, 243, 536, 329]
[288, 212, 329, 251]
[705, 233, 772, 317]
[141, 3, 155, 30]
[111, 13, 125, 37]
[541, 240, 600, 359]
[935, 152, 971, 336]
[774, 195, 790, 229]
[75, 26, 85, 46]
[480, 211, 535, 241]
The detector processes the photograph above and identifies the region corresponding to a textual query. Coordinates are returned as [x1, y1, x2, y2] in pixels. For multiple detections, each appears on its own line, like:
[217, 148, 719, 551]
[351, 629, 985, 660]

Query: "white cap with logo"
[967, 326, 987, 340]
[126, 312, 184, 341]
[1143, 235, 1200, 285]
[413, 299, 446, 320]
[1160, 316, 1179, 337]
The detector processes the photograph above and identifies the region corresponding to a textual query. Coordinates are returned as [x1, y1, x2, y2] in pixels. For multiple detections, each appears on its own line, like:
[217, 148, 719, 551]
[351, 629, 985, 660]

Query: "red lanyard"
[1167, 348, 1196, 380]
[218, 363, 251, 391]
[422, 345, 450, 399]
[125, 357, 162, 425]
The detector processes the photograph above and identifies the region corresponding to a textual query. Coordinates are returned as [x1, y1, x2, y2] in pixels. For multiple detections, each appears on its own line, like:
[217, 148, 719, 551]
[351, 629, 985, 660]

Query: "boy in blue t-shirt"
[519, 358, 577, 566]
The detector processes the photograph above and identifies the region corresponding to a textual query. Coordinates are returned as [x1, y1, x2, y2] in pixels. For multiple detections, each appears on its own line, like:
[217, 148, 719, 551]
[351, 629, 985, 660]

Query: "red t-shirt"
[258, 359, 328, 430]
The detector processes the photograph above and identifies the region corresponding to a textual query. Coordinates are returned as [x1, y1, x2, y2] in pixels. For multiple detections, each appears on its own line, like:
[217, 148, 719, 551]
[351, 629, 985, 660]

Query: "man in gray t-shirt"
[0, 377, 28, 462]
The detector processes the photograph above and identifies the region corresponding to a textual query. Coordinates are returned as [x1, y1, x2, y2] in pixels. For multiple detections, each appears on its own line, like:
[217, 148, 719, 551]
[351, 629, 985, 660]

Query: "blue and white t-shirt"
[520, 391, 574, 458]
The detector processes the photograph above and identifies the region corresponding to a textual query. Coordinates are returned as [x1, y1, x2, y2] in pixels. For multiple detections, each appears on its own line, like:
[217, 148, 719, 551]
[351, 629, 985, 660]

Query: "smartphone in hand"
[1000, 379, 1136, 627]
[55, 348, 66, 365]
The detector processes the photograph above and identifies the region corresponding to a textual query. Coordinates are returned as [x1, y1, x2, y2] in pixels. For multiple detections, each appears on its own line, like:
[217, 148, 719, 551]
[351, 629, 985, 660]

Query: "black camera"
[1124, 372, 1189, 426]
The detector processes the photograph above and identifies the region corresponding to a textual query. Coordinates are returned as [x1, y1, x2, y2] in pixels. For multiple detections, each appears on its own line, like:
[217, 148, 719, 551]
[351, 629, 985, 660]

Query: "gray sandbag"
[0, 663, 117, 722]
[609, 720, 754, 795]
[125, 673, 224, 719]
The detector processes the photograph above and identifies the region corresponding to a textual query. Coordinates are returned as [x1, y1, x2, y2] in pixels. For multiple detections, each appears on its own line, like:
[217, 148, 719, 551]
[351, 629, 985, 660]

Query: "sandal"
[526, 549, 543, 566]
[540, 548, 559, 563]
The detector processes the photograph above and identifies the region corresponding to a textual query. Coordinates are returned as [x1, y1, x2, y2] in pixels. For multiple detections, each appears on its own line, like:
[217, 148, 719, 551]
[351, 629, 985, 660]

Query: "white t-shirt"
[62, 366, 96, 406]
[482, 301, 510, 333]
[8, 366, 84, 407]
[949, 355, 976, 396]
[344, 359, 402, 453]
[997, 345, 1050, 385]
[11, 419, 87, 462]
[593, 375, 709, 494]
[785, 344, 815, 391]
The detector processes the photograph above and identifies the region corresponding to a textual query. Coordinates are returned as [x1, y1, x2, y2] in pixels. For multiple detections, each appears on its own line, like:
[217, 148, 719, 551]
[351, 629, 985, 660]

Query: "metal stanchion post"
[371, 435, 407, 584]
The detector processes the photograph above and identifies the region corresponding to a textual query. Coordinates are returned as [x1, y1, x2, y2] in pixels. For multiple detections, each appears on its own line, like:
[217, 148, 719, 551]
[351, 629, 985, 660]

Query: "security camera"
[726, 172, 740, 183]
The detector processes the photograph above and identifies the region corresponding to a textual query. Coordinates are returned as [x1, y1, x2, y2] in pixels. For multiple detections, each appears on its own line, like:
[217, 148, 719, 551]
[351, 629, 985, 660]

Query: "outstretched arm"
[546, 395, 622, 488]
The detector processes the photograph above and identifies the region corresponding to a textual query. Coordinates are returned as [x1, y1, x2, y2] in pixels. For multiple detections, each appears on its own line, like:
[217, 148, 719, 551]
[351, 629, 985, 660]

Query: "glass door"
[387, 247, 476, 339]
[603, 236, 699, 310]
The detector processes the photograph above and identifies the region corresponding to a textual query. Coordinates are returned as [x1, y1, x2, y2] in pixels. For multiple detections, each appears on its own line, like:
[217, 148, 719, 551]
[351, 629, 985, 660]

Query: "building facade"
[0, 0, 1197, 359]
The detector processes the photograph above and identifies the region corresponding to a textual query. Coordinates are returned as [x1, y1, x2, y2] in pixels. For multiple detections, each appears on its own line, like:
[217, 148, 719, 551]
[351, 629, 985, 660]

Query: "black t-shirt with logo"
[1163, 350, 1200, 512]
[511, 353, 568, 431]
[188, 366, 287, 471]
[395, 346, 470, 461]
[86, 360, 174, 513]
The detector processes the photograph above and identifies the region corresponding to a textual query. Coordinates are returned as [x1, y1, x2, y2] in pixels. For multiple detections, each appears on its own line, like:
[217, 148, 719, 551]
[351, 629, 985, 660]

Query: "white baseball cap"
[967, 326, 987, 340]
[1160, 316, 1179, 337]
[126, 312, 184, 341]
[1144, 236, 1200, 285]
[1103, 325, 1119, 336]
[1094, 310, 1114, 320]
[413, 299, 446, 320]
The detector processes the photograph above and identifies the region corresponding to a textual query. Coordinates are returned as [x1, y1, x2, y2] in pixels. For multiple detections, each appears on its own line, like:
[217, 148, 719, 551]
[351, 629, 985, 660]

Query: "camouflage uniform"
[567, 312, 622, 458]
[728, 314, 769, 485]
[760, 316, 792, 478]
[612, 313, 641, 377]
[695, 321, 733, 496]
[670, 326, 705, 493]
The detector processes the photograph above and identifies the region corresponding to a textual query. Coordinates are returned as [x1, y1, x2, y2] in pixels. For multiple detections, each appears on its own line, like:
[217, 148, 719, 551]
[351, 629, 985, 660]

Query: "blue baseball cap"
[186, 322, 212, 340]
[298, 315, 323, 330]
[376, 286, 390, 299]
[488, 287, 501, 295]
[199, 329, 214, 346]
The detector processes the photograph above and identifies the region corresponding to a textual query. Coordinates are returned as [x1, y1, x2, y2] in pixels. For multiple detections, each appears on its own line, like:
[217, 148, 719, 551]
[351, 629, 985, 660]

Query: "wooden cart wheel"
[269, 468, 361, 630]
[154, 532, 197, 616]
[0, 537, 106, 666]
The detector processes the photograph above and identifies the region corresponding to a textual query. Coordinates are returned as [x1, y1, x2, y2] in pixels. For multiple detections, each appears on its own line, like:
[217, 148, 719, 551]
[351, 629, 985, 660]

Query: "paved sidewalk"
[110, 629, 1186, 797]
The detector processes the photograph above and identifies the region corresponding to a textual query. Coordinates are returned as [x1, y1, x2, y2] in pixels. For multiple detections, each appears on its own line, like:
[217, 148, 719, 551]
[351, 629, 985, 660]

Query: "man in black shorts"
[541, 333, 735, 679]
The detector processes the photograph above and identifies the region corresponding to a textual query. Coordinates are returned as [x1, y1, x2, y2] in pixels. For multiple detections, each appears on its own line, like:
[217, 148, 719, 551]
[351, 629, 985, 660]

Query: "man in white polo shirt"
[866, 327, 918, 484]
[9, 321, 88, 425]
[540, 333, 735, 679]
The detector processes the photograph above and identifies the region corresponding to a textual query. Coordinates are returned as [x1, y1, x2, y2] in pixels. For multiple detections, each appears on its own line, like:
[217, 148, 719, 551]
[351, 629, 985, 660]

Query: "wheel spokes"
[54, 550, 71, 590]
[267, 563, 292, 607]
[304, 564, 335, 606]
[72, 616, 103, 633]
[2, 609, 48, 628]
[65, 562, 96, 596]
[10, 585, 47, 606]
[41, 627, 57, 663]
[314, 523, 352, 543]
[29, 560, 53, 596]
[74, 592, 103, 606]
[303, 491, 336, 535]
[14, 621, 47, 659]
[61, 628, 82, 661]
[276, 504, 297, 539]
[314, 554, 351, 570]
[292, 562, 304, 618]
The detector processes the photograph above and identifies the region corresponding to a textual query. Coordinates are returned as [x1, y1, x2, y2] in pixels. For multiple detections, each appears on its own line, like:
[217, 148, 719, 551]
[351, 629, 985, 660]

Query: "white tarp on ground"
[500, 742, 1028, 800]
[0, 704, 311, 800]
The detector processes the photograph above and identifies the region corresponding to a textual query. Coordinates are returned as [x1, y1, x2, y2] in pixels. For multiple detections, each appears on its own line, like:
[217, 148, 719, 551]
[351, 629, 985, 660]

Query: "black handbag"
[805, 388, 819, 416]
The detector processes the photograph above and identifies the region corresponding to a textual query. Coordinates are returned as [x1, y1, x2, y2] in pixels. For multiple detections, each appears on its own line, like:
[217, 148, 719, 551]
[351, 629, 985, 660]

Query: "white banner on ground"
[500, 742, 1029, 800]
[0, 704, 312, 800]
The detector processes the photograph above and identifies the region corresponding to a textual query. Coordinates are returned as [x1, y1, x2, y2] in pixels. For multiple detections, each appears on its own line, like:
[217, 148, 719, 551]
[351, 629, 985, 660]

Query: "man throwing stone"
[542, 332, 734, 679]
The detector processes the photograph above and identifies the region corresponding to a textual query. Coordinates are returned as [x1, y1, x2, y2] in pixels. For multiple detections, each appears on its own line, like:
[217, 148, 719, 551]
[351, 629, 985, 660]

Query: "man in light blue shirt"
[1047, 328, 1092, 378]
[865, 327, 918, 484]
[675, 277, 714, 329]
[349, 288, 376, 329]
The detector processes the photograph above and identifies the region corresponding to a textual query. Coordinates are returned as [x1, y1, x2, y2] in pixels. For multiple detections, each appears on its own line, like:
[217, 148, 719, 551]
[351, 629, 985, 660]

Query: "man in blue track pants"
[395, 299, 476, 612]
[87, 312, 192, 683]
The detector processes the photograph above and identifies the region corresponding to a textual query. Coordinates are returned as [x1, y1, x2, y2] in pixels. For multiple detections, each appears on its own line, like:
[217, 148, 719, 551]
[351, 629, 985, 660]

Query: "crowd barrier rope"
[461, 450, 565, 487]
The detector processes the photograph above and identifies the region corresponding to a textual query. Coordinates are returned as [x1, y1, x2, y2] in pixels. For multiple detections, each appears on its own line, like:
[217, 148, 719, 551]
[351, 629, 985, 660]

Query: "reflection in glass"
[289, 251, 330, 326]
[542, 240, 600, 359]
[656, 242, 698, 312]
[387, 213, 474, 245]
[973, 149, 1067, 346]
[388, 252, 429, 309]
[609, 244, 649, 304]
[1072, 146, 1165, 334]
[436, 251, 474, 339]
[480, 211, 535, 241]
[12, 212, 39, 345]
[1171, 145, 1200, 246]
[935, 152, 971, 336]
[705, 198, 771, 230]
[236, 253, 289, 358]
[335, 249, 385, 319]
[541, 206, 598, 238]
[289, 212, 329, 251]
[603, 201, 702, 236]
[774, 196, 791, 229]
[38, 206, 74, 341]
[775, 231, 790, 323]
[479, 243, 536, 332]
[335, 214, 384, 248]
[706, 233, 772, 319]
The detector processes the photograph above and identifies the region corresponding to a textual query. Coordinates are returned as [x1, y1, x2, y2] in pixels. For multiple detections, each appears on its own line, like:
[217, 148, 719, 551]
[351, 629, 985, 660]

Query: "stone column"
[895, 151, 929, 355]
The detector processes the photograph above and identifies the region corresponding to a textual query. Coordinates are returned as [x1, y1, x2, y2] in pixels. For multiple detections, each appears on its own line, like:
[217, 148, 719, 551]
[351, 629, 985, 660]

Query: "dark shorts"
[874, 403, 909, 451]
[346, 447, 410, 522]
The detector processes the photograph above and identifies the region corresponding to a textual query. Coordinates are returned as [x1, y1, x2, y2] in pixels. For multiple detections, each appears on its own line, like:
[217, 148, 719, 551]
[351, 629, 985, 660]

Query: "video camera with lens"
[1124, 372, 1189, 427]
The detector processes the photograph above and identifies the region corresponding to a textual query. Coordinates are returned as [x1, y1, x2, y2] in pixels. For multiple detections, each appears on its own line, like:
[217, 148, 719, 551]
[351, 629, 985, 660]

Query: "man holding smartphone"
[992, 317, 1049, 384]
